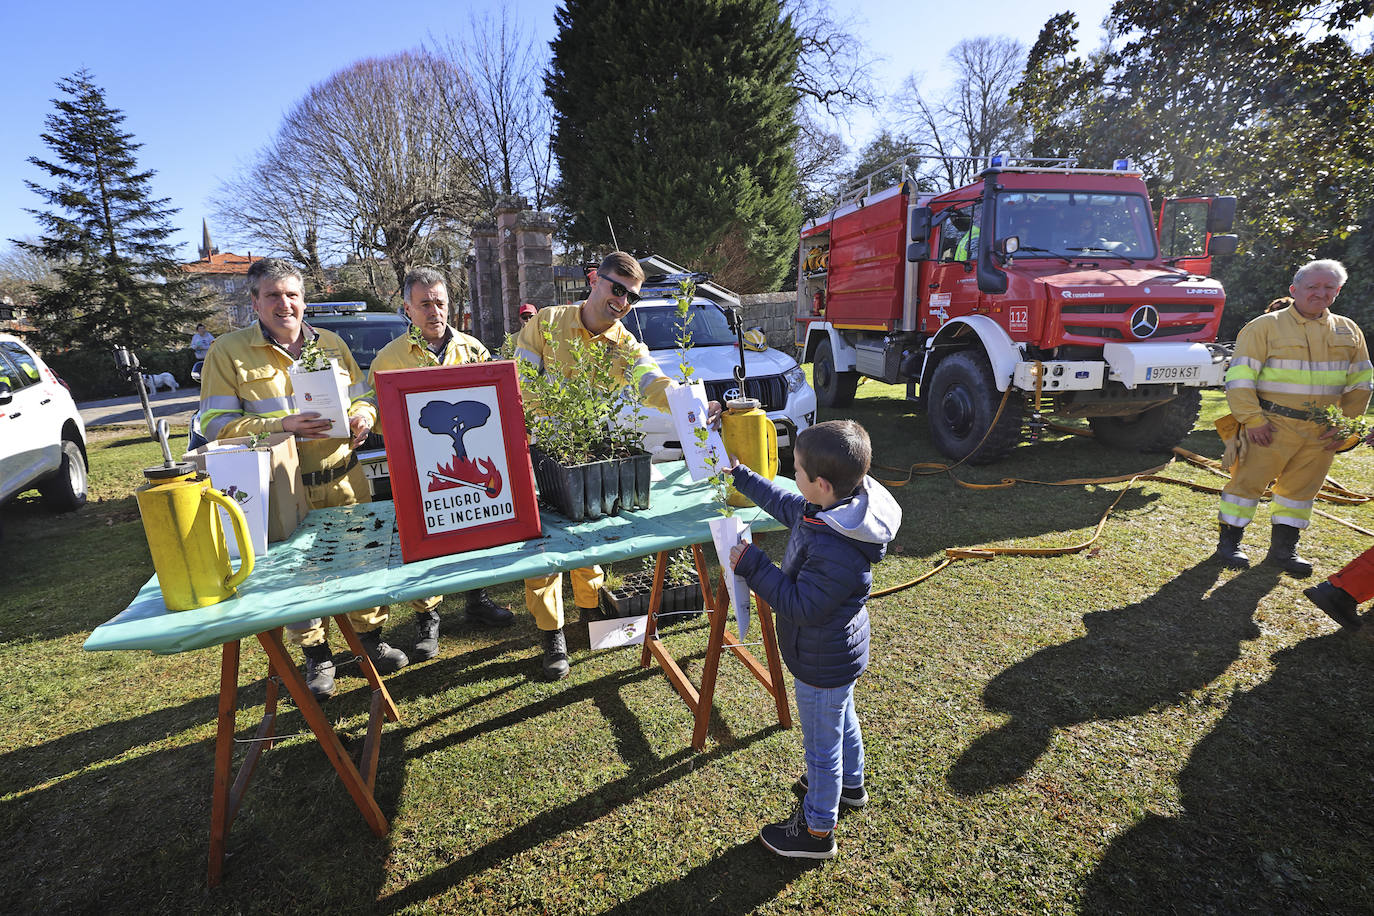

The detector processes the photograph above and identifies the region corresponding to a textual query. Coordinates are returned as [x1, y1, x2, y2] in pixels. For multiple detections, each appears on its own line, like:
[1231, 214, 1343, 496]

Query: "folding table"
[84, 464, 794, 886]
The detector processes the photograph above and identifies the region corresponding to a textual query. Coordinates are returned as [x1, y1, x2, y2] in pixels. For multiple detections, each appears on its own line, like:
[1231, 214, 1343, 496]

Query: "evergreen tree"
[546, 0, 802, 292]
[19, 69, 209, 351]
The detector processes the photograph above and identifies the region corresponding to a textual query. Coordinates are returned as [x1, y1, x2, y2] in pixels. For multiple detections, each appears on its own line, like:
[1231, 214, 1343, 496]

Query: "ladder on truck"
[834, 153, 1081, 209]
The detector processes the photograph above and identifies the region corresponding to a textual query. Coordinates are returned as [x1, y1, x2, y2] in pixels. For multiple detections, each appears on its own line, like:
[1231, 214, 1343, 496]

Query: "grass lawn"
[2, 386, 1372, 914]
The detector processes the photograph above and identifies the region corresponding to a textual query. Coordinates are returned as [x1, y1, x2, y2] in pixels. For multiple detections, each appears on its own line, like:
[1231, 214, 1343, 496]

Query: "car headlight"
[783, 365, 807, 393]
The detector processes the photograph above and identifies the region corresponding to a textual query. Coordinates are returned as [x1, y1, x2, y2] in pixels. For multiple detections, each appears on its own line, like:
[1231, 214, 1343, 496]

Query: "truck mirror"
[1207, 196, 1237, 233]
[909, 206, 932, 243]
[907, 241, 930, 262]
[0, 381, 11, 406]
[1208, 234, 1239, 257]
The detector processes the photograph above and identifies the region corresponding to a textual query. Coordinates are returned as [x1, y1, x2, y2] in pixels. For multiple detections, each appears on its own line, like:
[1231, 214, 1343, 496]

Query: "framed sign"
[375, 361, 541, 562]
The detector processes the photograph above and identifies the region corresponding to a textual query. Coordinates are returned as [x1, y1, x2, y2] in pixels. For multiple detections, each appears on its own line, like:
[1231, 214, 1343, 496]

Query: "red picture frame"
[374, 361, 541, 562]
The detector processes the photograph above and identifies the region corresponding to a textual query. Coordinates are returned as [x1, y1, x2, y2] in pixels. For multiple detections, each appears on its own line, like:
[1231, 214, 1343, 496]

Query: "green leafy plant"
[517, 326, 646, 464]
[670, 278, 732, 514]
[666, 547, 696, 585]
[673, 279, 697, 383]
[296, 336, 333, 372]
[407, 325, 439, 367]
[1305, 403, 1370, 443]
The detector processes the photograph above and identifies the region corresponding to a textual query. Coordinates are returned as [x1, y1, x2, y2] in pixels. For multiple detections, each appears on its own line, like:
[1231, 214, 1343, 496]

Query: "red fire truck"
[796, 155, 1238, 463]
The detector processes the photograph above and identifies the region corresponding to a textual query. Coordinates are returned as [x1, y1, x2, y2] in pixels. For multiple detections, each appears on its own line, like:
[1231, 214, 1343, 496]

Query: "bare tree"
[431, 11, 554, 212]
[892, 37, 1029, 189]
[0, 238, 61, 310]
[214, 51, 478, 302]
[792, 108, 851, 219]
[211, 140, 331, 294]
[786, 0, 878, 120]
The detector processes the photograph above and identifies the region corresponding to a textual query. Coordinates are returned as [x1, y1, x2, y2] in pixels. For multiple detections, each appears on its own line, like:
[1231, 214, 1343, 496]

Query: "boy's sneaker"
[792, 772, 869, 808]
[759, 805, 836, 860]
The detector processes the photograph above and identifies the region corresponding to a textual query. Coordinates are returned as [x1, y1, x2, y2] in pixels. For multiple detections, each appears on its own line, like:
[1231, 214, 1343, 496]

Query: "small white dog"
[143, 372, 179, 392]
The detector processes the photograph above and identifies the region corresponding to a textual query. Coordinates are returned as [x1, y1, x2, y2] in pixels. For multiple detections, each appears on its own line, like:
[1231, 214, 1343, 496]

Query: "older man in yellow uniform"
[1216, 259, 1372, 574]
[367, 267, 514, 661]
[512, 251, 721, 679]
[200, 258, 408, 700]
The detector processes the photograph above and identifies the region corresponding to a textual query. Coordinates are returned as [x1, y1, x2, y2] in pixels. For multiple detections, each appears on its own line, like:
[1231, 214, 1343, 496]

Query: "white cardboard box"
[202, 443, 271, 560]
[288, 359, 352, 436]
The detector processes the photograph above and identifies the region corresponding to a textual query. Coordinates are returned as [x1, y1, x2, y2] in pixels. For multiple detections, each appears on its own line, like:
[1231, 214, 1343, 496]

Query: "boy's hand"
[729, 540, 750, 568]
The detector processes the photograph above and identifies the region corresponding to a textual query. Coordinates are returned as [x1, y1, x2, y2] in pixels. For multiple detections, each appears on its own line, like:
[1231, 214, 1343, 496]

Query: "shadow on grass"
[377, 716, 783, 913]
[1082, 629, 1374, 912]
[948, 560, 1277, 794]
[598, 839, 822, 915]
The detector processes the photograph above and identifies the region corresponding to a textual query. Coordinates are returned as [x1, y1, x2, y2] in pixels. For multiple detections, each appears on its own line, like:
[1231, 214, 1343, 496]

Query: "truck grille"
[1062, 302, 1218, 316]
[705, 375, 787, 410]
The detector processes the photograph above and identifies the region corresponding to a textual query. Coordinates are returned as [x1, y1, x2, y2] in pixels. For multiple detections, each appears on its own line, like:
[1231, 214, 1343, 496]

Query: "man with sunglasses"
[513, 250, 721, 679]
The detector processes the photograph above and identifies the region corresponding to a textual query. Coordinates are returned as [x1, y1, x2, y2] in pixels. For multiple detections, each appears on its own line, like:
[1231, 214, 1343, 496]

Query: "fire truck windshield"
[997, 192, 1158, 260]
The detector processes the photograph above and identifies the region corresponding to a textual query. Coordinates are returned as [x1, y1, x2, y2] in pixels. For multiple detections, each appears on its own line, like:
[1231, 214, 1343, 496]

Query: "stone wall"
[468, 197, 556, 352]
[739, 291, 799, 358]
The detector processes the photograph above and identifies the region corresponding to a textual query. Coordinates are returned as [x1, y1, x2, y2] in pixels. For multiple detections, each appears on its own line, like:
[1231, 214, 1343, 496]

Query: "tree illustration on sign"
[418, 399, 503, 498]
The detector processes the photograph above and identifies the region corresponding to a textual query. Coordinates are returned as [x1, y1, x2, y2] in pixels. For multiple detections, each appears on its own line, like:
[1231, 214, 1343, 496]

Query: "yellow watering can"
[721, 397, 778, 508]
[135, 420, 254, 610]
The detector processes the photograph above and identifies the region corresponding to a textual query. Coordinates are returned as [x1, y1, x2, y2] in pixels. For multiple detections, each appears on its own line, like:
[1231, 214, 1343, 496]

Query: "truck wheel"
[1088, 388, 1202, 453]
[38, 438, 88, 512]
[927, 351, 1023, 463]
[813, 340, 858, 408]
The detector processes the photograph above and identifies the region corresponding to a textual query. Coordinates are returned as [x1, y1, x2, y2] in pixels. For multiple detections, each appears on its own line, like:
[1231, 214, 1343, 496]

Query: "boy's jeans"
[794, 677, 864, 834]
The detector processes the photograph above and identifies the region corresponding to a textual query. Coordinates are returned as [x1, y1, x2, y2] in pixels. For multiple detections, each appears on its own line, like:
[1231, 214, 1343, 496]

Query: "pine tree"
[546, 0, 802, 292]
[19, 69, 210, 351]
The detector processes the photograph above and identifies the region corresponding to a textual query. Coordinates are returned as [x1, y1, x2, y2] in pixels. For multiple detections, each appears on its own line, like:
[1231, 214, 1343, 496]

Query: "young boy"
[728, 419, 902, 859]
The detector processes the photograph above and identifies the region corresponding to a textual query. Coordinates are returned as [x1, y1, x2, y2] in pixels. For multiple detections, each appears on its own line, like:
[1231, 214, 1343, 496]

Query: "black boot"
[358, 627, 409, 674]
[1304, 581, 1362, 630]
[1265, 524, 1313, 577]
[1214, 523, 1250, 569]
[541, 627, 569, 681]
[302, 643, 336, 701]
[465, 589, 514, 627]
[412, 609, 440, 662]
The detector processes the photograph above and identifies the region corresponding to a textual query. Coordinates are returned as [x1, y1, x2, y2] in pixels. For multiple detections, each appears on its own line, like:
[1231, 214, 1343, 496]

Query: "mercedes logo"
[1130, 305, 1159, 339]
[724, 387, 743, 401]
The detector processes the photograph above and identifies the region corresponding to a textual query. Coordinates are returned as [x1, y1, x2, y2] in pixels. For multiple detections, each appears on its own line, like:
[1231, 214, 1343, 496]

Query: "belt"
[301, 452, 358, 487]
[1257, 398, 1313, 422]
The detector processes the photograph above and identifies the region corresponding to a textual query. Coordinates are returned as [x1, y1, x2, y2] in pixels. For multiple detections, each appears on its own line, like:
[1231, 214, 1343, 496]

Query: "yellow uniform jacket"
[367, 326, 491, 425]
[511, 303, 672, 413]
[199, 323, 376, 475]
[1225, 305, 1372, 429]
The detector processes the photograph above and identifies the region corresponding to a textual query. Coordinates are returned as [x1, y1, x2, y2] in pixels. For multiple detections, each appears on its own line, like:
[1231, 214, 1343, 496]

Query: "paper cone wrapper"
[709, 514, 752, 640]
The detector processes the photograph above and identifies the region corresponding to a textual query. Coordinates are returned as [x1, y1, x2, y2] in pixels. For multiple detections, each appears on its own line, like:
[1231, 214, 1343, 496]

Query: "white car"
[0, 333, 88, 512]
[616, 295, 817, 461]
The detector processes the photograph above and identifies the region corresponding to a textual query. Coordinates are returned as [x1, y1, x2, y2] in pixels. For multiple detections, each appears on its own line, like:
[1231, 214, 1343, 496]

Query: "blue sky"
[0, 0, 1114, 257]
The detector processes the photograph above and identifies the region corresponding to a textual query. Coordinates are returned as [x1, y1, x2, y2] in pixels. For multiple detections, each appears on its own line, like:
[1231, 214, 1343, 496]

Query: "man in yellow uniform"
[512, 251, 720, 679]
[1216, 259, 1372, 574]
[200, 258, 407, 700]
[367, 267, 514, 660]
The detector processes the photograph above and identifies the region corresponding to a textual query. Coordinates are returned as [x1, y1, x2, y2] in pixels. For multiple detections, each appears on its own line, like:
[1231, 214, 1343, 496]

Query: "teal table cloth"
[85, 463, 793, 655]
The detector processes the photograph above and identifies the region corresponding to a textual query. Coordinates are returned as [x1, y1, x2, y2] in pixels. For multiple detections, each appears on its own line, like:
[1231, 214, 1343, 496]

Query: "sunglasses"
[603, 277, 641, 305]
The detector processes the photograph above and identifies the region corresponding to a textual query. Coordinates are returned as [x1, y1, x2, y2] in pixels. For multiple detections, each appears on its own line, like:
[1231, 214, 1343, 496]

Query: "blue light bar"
[1113, 158, 1133, 171]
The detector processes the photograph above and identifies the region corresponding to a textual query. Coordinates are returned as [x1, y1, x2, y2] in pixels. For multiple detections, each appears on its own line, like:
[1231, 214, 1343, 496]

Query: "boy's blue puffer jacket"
[731, 465, 901, 688]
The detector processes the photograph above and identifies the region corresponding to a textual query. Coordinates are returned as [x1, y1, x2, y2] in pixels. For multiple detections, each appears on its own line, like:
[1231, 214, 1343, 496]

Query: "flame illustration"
[428, 454, 504, 498]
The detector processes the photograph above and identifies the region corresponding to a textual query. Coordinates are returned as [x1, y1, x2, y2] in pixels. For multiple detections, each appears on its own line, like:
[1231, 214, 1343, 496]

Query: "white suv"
[0, 333, 88, 512]
[616, 294, 817, 461]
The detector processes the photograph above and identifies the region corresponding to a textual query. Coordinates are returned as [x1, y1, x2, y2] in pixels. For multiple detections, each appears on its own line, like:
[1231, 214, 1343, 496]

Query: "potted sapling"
[519, 329, 653, 521]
